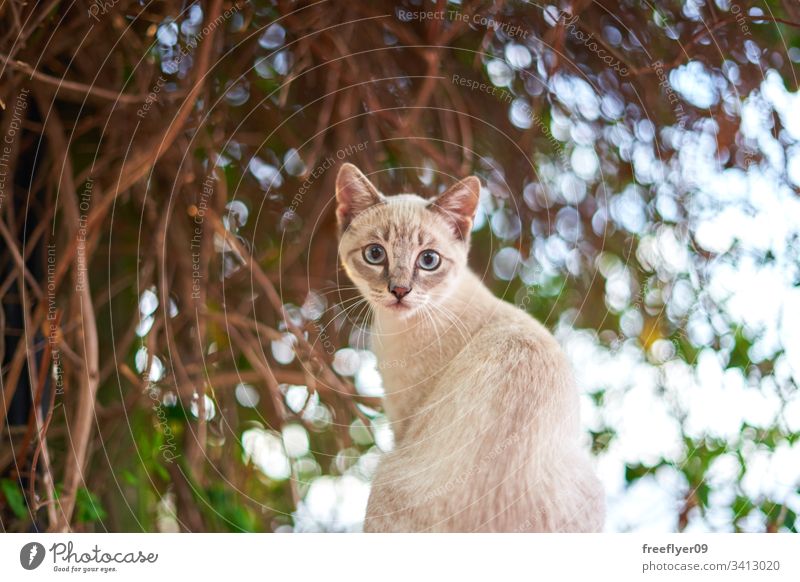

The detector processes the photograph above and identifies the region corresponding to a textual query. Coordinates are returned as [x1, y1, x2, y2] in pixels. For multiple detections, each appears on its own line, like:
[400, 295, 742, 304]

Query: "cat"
[334, 163, 605, 532]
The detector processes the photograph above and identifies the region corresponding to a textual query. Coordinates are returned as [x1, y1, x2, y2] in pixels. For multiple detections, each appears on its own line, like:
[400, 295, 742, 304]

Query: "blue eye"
[363, 244, 386, 265]
[417, 250, 441, 270]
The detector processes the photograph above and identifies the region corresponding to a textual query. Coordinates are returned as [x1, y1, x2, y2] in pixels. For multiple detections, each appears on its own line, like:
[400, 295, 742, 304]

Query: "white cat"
[335, 163, 604, 532]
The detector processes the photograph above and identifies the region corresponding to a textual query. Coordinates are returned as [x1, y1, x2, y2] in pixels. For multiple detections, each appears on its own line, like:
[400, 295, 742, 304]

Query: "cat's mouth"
[384, 299, 413, 312]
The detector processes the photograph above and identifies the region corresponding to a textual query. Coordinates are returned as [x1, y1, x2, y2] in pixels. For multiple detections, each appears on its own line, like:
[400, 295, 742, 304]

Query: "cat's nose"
[389, 284, 411, 300]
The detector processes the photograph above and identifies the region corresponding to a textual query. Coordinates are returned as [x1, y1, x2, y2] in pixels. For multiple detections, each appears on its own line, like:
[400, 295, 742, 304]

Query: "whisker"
[428, 301, 471, 345]
[423, 304, 445, 359]
[310, 298, 369, 342]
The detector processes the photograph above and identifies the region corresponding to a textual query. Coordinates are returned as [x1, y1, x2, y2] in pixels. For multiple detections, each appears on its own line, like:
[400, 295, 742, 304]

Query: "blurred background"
[1, 0, 799, 533]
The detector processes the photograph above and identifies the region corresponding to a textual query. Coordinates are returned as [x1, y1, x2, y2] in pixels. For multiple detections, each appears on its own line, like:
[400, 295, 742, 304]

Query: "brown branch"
[227, 326, 285, 430]
[83, 0, 225, 239]
[0, 52, 182, 106]
[13, 314, 53, 474]
[28, 312, 61, 529]
[751, 15, 800, 29]
[204, 310, 283, 342]
[0, 219, 45, 302]
[404, 50, 441, 131]
[440, 81, 475, 176]
[34, 96, 101, 533]
[629, 16, 737, 75]
[205, 210, 376, 415]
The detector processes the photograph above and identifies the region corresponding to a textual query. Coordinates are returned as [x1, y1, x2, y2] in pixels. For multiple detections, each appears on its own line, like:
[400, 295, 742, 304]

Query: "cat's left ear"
[430, 176, 481, 240]
[335, 163, 384, 233]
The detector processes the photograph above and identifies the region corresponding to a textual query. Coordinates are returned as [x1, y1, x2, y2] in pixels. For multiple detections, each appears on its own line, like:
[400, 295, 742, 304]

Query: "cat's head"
[335, 163, 480, 317]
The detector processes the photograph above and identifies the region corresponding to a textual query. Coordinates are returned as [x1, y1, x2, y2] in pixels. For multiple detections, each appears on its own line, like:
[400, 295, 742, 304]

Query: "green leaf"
[624, 463, 651, 483]
[727, 329, 753, 370]
[206, 485, 258, 532]
[0, 478, 28, 519]
[75, 488, 107, 524]
[590, 427, 615, 454]
[732, 496, 754, 521]
[121, 470, 138, 486]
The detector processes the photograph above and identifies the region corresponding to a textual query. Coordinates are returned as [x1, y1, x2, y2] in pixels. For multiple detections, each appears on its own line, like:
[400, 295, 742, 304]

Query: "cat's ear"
[430, 176, 481, 240]
[335, 163, 384, 233]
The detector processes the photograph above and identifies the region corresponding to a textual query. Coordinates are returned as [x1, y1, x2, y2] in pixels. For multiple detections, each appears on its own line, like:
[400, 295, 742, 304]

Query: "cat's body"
[335, 164, 604, 532]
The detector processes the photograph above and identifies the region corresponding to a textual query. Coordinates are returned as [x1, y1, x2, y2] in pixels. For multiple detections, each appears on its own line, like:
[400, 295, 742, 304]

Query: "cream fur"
[335, 164, 605, 532]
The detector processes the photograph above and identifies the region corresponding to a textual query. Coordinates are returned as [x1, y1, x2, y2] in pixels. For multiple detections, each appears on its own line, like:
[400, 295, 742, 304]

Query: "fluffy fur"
[335, 163, 605, 532]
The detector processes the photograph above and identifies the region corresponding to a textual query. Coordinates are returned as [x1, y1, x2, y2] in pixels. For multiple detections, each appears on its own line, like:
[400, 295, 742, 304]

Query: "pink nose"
[389, 285, 411, 300]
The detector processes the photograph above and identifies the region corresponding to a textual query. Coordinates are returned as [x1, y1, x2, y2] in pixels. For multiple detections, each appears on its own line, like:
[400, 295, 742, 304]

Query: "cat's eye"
[363, 244, 386, 265]
[417, 250, 441, 271]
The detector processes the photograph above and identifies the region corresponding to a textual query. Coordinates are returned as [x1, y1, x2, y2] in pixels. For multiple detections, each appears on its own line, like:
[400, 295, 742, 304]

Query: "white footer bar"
[1, 533, 797, 581]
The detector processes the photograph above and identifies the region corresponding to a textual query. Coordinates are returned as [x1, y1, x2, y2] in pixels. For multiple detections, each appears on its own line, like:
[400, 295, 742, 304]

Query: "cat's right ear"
[335, 163, 384, 233]
[430, 175, 481, 240]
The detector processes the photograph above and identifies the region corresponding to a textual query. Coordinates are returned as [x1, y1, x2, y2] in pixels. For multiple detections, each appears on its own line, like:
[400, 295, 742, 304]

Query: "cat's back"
[451, 278, 575, 395]
[475, 291, 564, 354]
[418, 296, 578, 438]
